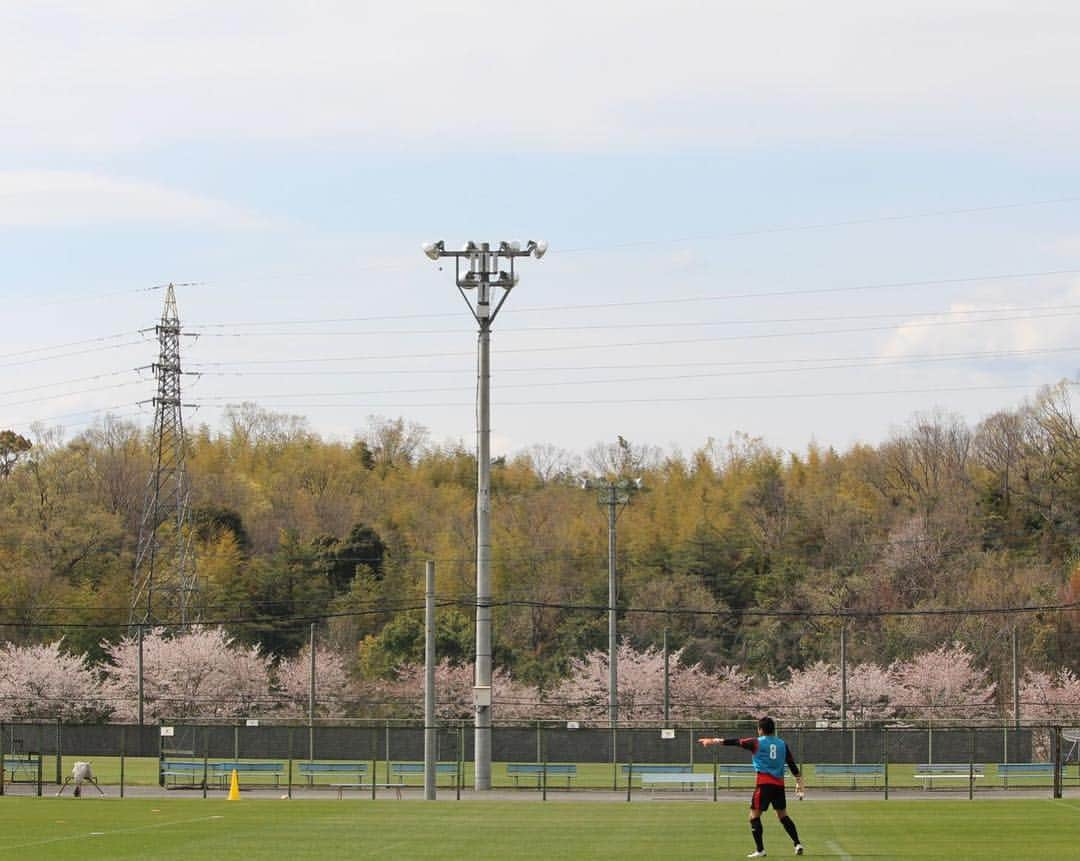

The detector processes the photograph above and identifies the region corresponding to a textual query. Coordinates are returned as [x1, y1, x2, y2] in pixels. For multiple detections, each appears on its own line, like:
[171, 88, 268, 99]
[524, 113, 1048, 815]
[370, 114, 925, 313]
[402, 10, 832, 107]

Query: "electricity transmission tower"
[130, 283, 196, 625]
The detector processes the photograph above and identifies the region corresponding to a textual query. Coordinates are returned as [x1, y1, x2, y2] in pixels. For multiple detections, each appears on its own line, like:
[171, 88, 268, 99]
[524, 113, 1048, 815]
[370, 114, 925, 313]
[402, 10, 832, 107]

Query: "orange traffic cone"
[227, 769, 240, 801]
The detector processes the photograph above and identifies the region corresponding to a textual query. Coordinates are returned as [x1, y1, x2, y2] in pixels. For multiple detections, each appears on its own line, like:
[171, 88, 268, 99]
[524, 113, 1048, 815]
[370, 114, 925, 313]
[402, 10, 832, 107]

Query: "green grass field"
[0, 797, 1075, 860]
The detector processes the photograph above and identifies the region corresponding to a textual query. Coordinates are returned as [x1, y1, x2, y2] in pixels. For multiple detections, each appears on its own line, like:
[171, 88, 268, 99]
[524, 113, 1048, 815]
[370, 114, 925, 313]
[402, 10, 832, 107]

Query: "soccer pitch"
[0, 797, 1076, 860]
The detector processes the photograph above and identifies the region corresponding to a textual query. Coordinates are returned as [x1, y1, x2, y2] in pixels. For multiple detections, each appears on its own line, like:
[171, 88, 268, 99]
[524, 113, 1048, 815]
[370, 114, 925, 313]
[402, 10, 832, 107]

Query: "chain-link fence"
[2, 719, 1077, 798]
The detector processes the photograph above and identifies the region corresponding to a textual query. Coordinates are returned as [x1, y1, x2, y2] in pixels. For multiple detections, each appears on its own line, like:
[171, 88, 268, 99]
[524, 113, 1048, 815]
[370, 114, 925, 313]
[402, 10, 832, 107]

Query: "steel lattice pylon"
[131, 283, 196, 625]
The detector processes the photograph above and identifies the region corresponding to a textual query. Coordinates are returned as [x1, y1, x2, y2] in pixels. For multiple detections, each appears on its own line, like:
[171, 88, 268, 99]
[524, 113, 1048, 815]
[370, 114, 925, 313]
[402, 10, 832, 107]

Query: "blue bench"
[298, 762, 368, 786]
[2, 756, 40, 782]
[161, 760, 207, 787]
[717, 763, 758, 788]
[913, 763, 984, 789]
[390, 763, 459, 785]
[211, 761, 285, 788]
[623, 764, 692, 785]
[331, 781, 407, 799]
[814, 763, 884, 786]
[997, 762, 1053, 787]
[641, 772, 714, 790]
[506, 763, 577, 787]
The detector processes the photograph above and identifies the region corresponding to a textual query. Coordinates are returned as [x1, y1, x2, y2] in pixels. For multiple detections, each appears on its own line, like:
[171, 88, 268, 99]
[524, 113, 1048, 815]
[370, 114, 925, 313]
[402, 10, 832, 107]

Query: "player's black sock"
[780, 815, 800, 845]
[751, 818, 764, 852]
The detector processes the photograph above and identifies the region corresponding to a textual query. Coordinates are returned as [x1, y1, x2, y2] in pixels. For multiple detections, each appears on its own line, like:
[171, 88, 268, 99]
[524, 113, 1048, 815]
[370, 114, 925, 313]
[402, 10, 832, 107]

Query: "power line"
[188, 346, 1080, 379]
[188, 300, 1080, 338]
[185, 308, 1080, 368]
[2, 597, 1075, 629]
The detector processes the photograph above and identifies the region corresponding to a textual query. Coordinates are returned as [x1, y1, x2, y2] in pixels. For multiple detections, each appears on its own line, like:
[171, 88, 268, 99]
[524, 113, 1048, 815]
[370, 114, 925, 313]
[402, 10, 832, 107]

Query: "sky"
[3, 1, 1080, 460]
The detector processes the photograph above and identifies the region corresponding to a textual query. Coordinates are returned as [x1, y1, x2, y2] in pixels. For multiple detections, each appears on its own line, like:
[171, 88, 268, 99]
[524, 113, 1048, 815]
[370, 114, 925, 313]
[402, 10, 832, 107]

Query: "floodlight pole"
[423, 239, 546, 790]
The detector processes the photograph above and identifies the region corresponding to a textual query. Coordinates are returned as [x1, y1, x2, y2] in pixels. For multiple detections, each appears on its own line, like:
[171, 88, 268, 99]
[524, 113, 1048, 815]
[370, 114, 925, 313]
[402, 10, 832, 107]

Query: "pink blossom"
[274, 645, 353, 717]
[0, 641, 106, 720]
[101, 627, 272, 720]
[890, 642, 996, 719]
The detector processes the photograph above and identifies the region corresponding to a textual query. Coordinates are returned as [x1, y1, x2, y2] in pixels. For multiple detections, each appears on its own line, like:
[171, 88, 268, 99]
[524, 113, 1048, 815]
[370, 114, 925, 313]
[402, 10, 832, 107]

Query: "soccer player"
[700, 716, 805, 857]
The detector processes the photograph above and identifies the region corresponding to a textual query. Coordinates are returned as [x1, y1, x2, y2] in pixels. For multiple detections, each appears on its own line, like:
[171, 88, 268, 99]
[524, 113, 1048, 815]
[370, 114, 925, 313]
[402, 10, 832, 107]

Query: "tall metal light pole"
[422, 239, 547, 790]
[584, 476, 641, 727]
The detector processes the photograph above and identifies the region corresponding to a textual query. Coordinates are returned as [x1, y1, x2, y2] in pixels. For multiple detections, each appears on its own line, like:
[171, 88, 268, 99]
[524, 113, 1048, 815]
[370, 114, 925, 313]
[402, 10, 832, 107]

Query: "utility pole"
[422, 240, 547, 790]
[583, 476, 641, 727]
[131, 283, 197, 626]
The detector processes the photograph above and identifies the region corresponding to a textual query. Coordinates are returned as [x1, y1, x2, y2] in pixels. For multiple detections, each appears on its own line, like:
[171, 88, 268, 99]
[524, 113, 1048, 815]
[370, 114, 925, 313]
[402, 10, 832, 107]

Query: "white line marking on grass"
[826, 839, 852, 860]
[2, 814, 223, 852]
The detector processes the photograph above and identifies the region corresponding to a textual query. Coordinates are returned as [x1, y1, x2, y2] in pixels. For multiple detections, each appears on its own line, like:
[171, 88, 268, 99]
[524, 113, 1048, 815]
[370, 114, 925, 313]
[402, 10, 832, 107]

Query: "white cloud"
[881, 285, 1080, 357]
[3, 2, 1080, 154]
[0, 170, 271, 228]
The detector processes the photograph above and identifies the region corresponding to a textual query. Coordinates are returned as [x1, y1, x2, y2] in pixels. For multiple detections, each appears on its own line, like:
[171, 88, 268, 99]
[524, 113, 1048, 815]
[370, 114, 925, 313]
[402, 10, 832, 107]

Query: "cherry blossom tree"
[1019, 668, 1080, 721]
[766, 661, 839, 721]
[847, 662, 896, 720]
[101, 627, 272, 720]
[0, 641, 107, 720]
[274, 644, 354, 717]
[890, 642, 997, 720]
[547, 641, 753, 722]
[764, 661, 896, 722]
[379, 660, 540, 721]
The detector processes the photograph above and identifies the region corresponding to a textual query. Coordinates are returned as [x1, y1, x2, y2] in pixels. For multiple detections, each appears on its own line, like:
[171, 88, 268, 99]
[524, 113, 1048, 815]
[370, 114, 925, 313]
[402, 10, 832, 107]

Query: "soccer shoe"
[795, 845, 804, 855]
[747, 852, 767, 858]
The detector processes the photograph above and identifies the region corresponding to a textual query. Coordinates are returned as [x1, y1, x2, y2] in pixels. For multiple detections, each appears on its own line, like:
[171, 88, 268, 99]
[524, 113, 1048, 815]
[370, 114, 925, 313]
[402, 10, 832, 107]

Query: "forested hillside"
[1, 383, 1078, 703]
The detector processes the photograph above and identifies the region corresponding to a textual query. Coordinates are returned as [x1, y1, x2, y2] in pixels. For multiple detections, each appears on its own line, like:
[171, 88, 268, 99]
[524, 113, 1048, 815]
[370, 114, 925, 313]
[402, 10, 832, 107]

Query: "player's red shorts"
[750, 783, 788, 811]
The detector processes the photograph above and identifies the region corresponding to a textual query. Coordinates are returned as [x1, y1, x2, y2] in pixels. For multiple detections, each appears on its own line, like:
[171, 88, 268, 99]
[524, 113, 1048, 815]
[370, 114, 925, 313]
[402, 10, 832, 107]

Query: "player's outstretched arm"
[698, 737, 724, 747]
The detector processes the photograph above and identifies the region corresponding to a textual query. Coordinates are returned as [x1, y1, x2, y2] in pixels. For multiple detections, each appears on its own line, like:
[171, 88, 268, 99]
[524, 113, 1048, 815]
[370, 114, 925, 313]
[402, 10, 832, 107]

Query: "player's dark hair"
[758, 716, 776, 735]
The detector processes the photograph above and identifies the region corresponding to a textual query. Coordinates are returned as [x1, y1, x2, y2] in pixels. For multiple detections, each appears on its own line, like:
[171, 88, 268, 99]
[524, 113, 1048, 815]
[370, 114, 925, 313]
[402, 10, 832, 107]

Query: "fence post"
[712, 748, 718, 803]
[120, 725, 126, 799]
[287, 726, 294, 800]
[1, 720, 5, 796]
[968, 728, 975, 801]
[1052, 725, 1063, 799]
[882, 724, 889, 801]
[55, 718, 62, 786]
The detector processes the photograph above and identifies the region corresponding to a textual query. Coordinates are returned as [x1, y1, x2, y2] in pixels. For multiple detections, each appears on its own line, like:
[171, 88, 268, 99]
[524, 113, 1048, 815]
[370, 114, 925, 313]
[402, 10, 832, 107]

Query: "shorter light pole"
[582, 476, 641, 727]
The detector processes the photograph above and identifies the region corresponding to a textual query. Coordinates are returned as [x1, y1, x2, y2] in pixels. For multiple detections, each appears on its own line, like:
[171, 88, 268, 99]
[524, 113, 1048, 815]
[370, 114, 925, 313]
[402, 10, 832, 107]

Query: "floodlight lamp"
[528, 239, 549, 259]
[461, 271, 478, 289]
[462, 240, 478, 252]
[422, 240, 444, 260]
[509, 240, 522, 252]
